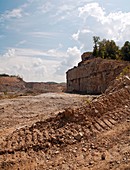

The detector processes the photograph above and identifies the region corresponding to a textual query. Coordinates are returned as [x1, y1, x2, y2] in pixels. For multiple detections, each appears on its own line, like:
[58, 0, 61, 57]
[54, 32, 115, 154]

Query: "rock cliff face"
[0, 76, 26, 92]
[0, 76, 66, 97]
[66, 57, 129, 94]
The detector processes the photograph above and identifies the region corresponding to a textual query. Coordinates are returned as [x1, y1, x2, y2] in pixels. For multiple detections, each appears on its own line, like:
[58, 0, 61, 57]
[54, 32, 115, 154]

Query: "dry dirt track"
[0, 90, 130, 170]
[0, 93, 93, 142]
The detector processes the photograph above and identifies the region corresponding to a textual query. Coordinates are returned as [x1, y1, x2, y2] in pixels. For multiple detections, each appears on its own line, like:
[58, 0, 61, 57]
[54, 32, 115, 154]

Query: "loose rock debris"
[0, 76, 130, 170]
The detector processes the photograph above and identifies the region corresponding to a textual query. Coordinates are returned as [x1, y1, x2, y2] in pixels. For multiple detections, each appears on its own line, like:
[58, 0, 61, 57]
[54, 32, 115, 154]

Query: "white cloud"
[2, 8, 23, 19]
[73, 2, 130, 50]
[51, 3, 76, 22]
[72, 29, 93, 51]
[0, 46, 81, 82]
[78, 3, 105, 22]
[16, 40, 27, 47]
[82, 29, 92, 34]
[72, 30, 80, 41]
[67, 46, 81, 59]
[72, 29, 93, 41]
[1, 1, 130, 83]
[38, 2, 54, 14]
[56, 46, 81, 75]
[51, 0, 94, 22]
[0, 1, 30, 22]
[0, 48, 69, 82]
[29, 31, 59, 38]
[11, 48, 66, 59]
[3, 49, 16, 58]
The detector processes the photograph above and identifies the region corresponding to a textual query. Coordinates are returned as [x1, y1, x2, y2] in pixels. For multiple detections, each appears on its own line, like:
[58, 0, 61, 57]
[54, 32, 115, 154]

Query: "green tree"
[98, 39, 107, 59]
[92, 36, 130, 61]
[93, 37, 119, 59]
[121, 41, 130, 61]
[92, 36, 100, 57]
[105, 40, 119, 59]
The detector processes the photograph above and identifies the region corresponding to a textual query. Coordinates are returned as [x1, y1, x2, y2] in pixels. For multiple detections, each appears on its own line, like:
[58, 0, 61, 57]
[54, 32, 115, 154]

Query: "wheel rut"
[0, 87, 129, 170]
[0, 108, 129, 158]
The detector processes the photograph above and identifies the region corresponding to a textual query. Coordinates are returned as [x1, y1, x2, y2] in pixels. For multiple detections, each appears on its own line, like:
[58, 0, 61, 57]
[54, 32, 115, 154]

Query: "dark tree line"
[92, 36, 130, 61]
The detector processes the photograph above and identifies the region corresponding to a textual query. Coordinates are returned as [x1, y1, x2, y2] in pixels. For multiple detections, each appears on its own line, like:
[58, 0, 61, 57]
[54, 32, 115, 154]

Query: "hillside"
[0, 75, 66, 98]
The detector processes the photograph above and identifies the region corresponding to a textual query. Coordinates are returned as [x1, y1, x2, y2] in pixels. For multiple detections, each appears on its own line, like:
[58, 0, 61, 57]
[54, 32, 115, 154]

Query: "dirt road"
[0, 90, 129, 170]
[0, 93, 93, 140]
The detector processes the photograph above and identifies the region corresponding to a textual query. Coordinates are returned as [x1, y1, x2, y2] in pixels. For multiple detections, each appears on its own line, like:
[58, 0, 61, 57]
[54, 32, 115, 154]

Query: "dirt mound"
[0, 75, 129, 169]
[105, 66, 130, 94]
[0, 76, 25, 93]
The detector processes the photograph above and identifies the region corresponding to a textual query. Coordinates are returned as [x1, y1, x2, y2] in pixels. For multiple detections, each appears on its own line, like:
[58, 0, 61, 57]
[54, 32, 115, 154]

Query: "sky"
[0, 0, 130, 82]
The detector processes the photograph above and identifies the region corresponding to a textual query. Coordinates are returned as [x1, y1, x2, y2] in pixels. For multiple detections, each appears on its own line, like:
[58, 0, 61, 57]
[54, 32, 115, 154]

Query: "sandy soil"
[0, 89, 129, 170]
[0, 93, 94, 141]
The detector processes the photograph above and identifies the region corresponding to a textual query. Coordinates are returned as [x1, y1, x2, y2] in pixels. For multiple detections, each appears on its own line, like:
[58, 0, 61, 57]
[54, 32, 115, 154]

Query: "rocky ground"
[0, 93, 92, 141]
[0, 73, 130, 170]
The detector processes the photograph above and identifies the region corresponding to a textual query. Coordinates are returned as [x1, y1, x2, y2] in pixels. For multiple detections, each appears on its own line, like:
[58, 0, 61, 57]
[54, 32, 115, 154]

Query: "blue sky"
[0, 0, 130, 82]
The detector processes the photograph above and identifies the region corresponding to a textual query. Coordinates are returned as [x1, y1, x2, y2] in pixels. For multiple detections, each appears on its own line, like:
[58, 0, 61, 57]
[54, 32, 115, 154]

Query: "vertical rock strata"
[66, 58, 128, 94]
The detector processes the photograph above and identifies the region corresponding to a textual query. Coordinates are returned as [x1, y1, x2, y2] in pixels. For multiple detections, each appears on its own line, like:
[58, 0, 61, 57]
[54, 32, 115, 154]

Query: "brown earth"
[0, 71, 130, 170]
[67, 58, 129, 94]
[0, 93, 92, 140]
[0, 76, 66, 99]
[0, 67, 130, 170]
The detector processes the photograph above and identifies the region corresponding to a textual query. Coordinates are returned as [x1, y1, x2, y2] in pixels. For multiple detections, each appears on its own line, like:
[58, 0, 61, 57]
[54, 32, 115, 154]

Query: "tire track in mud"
[0, 88, 129, 169]
[0, 107, 129, 156]
[91, 109, 129, 133]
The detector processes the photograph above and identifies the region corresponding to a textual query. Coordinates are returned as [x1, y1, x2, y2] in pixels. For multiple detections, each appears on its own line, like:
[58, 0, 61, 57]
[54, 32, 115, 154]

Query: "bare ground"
[0, 86, 130, 170]
[0, 93, 93, 143]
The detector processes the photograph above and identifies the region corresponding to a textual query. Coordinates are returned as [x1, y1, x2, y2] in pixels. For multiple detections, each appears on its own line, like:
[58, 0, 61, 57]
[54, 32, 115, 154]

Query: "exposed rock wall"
[0, 77, 66, 94]
[66, 57, 129, 94]
[26, 82, 66, 93]
[0, 77, 26, 92]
